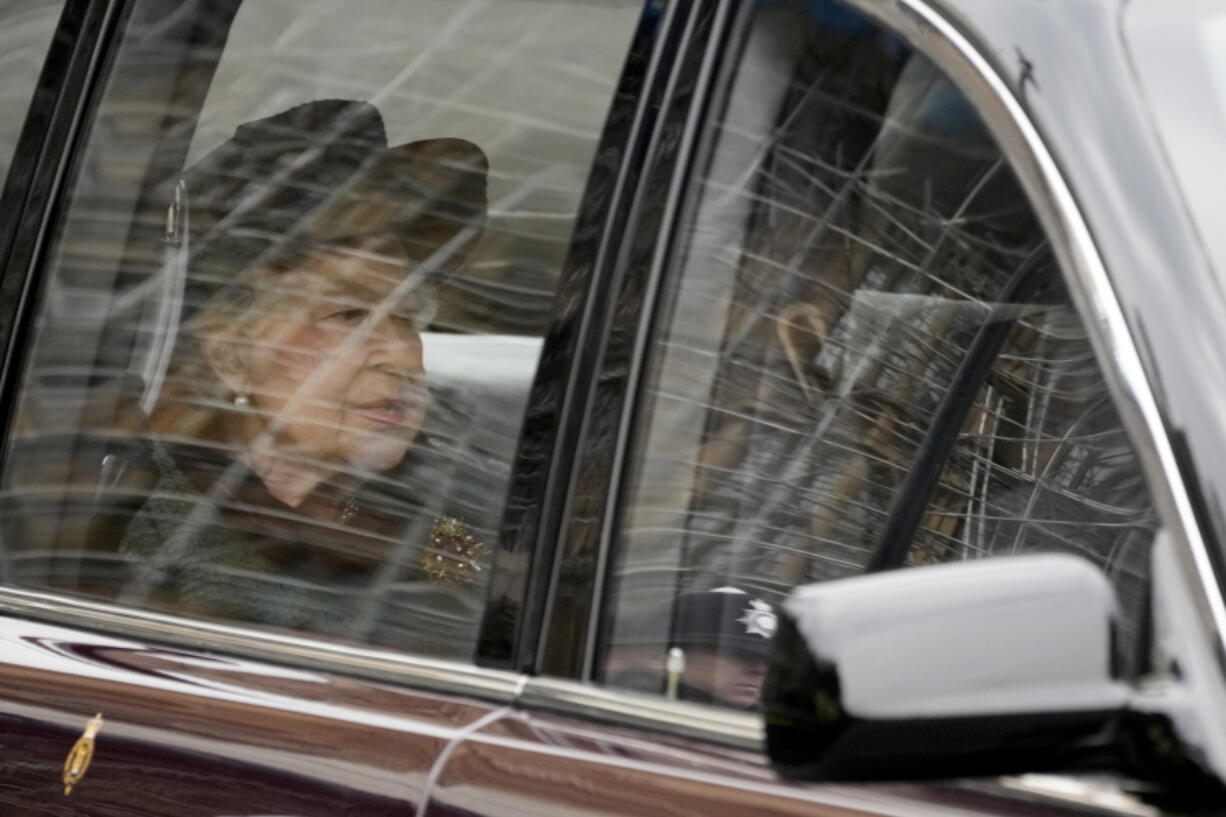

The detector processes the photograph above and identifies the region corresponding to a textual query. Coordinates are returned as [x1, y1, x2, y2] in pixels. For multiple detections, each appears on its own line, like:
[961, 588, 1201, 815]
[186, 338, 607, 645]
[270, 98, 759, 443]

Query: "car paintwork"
[431, 709, 1119, 817]
[0, 615, 501, 815]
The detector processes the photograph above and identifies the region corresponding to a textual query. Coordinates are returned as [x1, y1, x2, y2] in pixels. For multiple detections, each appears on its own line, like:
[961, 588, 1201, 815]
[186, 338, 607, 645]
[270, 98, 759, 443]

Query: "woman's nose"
[742, 661, 767, 680]
[366, 314, 423, 367]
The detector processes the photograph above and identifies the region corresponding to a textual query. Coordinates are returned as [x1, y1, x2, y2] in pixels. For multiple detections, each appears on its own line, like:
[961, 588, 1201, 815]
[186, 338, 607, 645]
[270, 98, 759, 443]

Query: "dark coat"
[0, 381, 494, 660]
[115, 434, 491, 657]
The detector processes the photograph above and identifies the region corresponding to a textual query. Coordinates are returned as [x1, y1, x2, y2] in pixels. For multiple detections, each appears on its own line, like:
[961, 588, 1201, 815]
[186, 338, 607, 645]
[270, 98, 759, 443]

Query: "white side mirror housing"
[785, 554, 1128, 720]
[762, 550, 1226, 793]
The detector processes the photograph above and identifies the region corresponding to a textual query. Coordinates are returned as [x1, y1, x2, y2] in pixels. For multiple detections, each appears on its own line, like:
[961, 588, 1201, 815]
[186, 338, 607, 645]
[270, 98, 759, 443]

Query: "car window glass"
[0, 0, 65, 187]
[0, 0, 641, 662]
[599, 0, 1157, 710]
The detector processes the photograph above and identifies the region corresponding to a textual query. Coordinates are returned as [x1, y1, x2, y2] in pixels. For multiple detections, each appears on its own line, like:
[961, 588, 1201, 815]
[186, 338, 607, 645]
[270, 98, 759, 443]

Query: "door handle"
[62, 713, 103, 795]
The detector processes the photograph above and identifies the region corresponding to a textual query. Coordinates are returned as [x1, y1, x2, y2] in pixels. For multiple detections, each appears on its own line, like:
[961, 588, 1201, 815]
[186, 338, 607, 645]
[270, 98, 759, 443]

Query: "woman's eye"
[391, 314, 419, 328]
[327, 308, 368, 323]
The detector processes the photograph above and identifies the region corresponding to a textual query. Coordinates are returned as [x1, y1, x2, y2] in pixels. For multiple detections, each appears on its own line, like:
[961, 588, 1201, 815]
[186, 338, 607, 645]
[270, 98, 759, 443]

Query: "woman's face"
[216, 239, 429, 473]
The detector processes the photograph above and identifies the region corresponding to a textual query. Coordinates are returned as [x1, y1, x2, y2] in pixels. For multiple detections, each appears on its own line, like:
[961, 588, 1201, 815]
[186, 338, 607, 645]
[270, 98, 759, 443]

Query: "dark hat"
[177, 99, 488, 308]
[670, 587, 778, 658]
[611, 587, 778, 659]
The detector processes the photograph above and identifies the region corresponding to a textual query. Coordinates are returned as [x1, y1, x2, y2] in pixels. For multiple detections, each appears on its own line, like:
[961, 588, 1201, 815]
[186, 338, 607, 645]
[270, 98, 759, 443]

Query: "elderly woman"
[117, 99, 490, 653]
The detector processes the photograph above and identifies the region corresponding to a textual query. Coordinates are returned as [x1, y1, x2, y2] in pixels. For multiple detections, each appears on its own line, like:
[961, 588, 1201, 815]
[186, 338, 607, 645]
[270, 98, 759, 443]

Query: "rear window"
[0, 0, 642, 663]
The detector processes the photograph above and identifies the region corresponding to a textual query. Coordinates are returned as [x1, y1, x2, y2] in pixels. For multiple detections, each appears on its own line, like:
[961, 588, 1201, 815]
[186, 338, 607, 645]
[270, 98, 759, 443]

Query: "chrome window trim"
[0, 585, 522, 701]
[837, 0, 1226, 678]
[518, 675, 763, 750]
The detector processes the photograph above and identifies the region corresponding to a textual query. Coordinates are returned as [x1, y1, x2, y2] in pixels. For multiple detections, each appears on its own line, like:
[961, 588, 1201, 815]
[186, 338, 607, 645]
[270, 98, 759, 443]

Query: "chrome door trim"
[842, 0, 1226, 678]
[518, 675, 763, 750]
[0, 586, 522, 701]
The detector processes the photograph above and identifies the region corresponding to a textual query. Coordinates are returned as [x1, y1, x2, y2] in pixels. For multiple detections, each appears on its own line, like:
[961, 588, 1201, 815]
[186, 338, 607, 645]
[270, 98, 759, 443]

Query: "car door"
[0, 0, 649, 813]
[427, 0, 1204, 814]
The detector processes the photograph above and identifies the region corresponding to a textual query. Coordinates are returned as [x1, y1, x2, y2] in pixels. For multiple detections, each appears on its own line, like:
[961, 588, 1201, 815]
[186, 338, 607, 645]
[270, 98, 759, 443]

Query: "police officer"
[605, 587, 778, 709]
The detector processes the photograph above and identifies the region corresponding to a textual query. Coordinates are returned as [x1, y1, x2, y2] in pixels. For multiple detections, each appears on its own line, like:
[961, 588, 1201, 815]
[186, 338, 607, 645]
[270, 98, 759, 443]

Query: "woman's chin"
[342, 433, 415, 473]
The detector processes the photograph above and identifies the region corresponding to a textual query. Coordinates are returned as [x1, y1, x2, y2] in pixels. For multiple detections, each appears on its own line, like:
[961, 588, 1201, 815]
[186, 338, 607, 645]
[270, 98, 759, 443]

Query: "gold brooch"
[423, 516, 487, 585]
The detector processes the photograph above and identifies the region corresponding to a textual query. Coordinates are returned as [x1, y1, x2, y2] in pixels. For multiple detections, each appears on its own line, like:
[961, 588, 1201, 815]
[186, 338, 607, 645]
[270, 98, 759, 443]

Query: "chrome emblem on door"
[62, 713, 103, 795]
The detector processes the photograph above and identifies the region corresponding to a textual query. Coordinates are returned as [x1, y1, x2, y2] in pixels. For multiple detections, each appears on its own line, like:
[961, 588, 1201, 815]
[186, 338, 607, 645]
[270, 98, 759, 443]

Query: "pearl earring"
[233, 392, 251, 409]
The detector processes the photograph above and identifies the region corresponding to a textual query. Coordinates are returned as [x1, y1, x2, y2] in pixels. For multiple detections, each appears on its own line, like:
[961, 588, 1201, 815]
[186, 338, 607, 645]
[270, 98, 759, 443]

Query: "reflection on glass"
[116, 101, 490, 646]
[601, 0, 1157, 704]
[0, 0, 642, 660]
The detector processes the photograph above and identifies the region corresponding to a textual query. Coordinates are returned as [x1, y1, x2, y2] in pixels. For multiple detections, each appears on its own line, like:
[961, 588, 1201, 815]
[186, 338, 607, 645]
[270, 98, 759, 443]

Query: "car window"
[0, 0, 65, 188]
[0, 0, 642, 662]
[598, 0, 1157, 710]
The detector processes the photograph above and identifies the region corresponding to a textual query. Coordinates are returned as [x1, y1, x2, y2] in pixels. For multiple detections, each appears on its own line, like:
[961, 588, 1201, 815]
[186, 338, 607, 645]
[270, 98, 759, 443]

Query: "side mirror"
[763, 554, 1133, 781]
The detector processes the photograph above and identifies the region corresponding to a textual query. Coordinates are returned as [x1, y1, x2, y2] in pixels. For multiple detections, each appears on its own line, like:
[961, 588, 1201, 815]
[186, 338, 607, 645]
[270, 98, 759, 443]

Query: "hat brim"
[308, 137, 489, 266]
